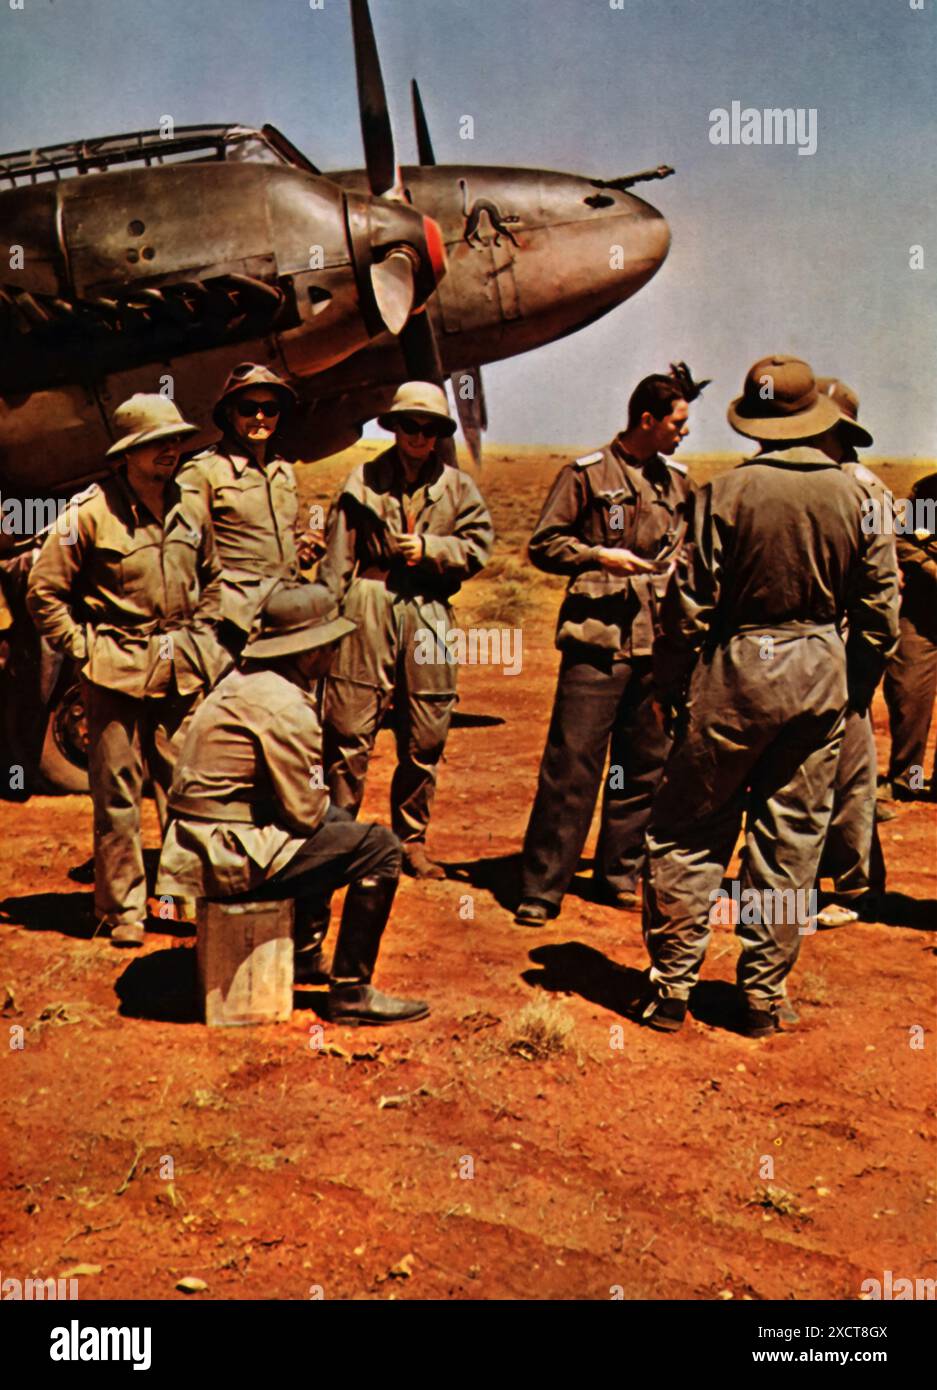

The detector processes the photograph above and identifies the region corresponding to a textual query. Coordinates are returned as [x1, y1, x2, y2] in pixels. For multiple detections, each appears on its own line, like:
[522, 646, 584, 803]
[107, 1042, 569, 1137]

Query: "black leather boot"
[328, 876, 429, 1025]
[293, 903, 332, 986]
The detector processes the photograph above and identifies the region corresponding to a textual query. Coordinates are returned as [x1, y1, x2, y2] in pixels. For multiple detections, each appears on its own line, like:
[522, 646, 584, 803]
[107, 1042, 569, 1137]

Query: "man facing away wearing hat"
[27, 395, 230, 946]
[156, 583, 429, 1025]
[318, 382, 494, 879]
[640, 355, 899, 1037]
[811, 379, 896, 926]
[177, 363, 316, 645]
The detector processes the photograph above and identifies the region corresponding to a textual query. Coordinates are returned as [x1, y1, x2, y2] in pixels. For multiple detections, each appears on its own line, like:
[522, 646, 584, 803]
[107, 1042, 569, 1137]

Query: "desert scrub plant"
[507, 997, 574, 1061]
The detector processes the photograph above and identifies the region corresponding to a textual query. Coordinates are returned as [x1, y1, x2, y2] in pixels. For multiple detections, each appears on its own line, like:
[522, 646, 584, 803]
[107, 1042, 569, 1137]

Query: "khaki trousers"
[85, 680, 200, 927]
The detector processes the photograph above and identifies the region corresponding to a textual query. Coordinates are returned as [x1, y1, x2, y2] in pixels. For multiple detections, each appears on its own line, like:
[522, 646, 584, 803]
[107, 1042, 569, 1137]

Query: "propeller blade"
[350, 0, 397, 196]
[369, 251, 416, 336]
[400, 308, 444, 381]
[398, 302, 459, 468]
[411, 79, 436, 166]
[450, 367, 487, 468]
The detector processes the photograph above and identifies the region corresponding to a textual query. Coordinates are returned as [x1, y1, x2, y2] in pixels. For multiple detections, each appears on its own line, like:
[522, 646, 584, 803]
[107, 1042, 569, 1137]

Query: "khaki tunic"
[25, 467, 229, 927]
[26, 469, 227, 695]
[177, 442, 303, 633]
[645, 448, 900, 1005]
[528, 441, 695, 657]
[156, 667, 330, 900]
[319, 446, 493, 840]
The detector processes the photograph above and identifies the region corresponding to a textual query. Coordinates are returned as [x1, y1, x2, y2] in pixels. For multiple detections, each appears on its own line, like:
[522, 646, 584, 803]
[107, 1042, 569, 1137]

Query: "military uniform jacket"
[653, 447, 901, 707]
[528, 439, 695, 657]
[317, 447, 494, 604]
[177, 440, 303, 632]
[156, 667, 329, 899]
[26, 468, 228, 698]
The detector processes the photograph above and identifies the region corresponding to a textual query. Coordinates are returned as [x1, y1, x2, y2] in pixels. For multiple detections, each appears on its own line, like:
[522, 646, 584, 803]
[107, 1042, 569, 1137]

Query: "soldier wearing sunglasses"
[319, 382, 494, 878]
[177, 363, 314, 644]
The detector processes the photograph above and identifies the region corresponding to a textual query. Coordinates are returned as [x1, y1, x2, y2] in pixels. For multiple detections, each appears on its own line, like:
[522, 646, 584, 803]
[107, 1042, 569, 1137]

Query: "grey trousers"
[817, 707, 886, 897]
[85, 680, 200, 927]
[323, 580, 457, 844]
[884, 613, 937, 791]
[644, 630, 846, 1006]
[521, 649, 671, 905]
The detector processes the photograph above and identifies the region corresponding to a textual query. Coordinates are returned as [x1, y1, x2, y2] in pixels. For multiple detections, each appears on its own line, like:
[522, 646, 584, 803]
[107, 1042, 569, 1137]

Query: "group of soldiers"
[20, 351, 935, 1032]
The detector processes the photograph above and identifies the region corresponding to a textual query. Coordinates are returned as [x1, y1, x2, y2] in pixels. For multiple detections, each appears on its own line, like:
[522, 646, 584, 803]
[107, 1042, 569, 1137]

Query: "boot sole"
[643, 1011, 686, 1033]
[329, 1006, 431, 1027]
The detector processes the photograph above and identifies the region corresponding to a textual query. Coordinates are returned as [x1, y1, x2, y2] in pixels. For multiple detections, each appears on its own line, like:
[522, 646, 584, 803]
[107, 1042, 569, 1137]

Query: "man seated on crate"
[155, 582, 429, 1026]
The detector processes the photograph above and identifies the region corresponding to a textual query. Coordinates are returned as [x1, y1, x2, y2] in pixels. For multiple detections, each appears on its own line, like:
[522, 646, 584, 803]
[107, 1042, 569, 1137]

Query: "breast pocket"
[271, 472, 298, 529]
[592, 488, 635, 546]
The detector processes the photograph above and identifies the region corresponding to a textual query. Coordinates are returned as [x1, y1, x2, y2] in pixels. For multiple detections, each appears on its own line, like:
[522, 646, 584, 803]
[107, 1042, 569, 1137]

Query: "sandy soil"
[1, 449, 934, 1301]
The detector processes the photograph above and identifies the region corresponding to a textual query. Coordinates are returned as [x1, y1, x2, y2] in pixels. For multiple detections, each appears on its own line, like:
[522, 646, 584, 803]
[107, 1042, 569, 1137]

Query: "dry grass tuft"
[507, 997, 575, 1061]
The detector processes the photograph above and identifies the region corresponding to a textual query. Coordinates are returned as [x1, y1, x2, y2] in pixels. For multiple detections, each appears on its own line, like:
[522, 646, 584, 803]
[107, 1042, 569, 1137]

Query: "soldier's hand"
[398, 534, 425, 566]
[296, 529, 326, 567]
[597, 546, 656, 575]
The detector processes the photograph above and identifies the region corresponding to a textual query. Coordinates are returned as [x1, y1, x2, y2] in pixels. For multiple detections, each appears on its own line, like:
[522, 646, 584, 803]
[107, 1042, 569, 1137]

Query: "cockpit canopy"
[0, 123, 319, 189]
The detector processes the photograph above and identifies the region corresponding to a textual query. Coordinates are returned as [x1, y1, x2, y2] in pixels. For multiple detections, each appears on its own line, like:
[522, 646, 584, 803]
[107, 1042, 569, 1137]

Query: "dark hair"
[627, 375, 686, 431]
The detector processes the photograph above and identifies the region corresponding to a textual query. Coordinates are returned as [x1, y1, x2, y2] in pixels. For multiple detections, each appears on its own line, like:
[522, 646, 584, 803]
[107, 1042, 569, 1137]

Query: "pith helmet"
[727, 355, 841, 442]
[105, 394, 199, 458]
[816, 377, 874, 449]
[212, 362, 298, 431]
[377, 380, 457, 437]
[242, 583, 356, 661]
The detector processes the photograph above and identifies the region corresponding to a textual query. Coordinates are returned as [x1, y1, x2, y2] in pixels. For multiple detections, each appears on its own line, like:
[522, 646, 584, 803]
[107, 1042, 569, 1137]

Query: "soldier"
[812, 379, 894, 925]
[319, 382, 494, 879]
[882, 468, 937, 803]
[178, 363, 317, 644]
[156, 584, 429, 1025]
[515, 370, 698, 925]
[641, 356, 899, 1037]
[26, 395, 229, 946]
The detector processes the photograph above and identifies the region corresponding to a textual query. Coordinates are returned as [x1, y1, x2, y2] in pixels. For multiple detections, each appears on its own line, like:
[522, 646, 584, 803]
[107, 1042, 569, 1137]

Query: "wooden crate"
[197, 898, 294, 1026]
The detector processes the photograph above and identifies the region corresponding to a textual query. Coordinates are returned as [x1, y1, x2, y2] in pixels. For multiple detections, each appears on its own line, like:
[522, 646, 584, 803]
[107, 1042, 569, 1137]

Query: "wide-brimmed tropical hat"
[816, 377, 874, 449]
[105, 394, 199, 458]
[242, 583, 356, 661]
[377, 380, 457, 437]
[728, 355, 841, 442]
[212, 362, 298, 431]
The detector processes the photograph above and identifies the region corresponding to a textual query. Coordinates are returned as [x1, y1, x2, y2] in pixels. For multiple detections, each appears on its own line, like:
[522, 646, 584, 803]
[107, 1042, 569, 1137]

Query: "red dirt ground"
[1, 450, 934, 1301]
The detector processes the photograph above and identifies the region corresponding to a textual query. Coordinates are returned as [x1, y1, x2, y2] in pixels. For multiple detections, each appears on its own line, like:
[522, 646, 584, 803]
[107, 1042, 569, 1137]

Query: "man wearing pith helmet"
[319, 381, 494, 879]
[178, 362, 318, 645]
[156, 582, 429, 1026]
[640, 355, 899, 1038]
[27, 394, 229, 947]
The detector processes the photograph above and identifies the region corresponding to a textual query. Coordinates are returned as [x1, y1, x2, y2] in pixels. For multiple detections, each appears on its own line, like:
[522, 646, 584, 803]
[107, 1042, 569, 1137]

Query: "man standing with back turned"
[641, 356, 899, 1038]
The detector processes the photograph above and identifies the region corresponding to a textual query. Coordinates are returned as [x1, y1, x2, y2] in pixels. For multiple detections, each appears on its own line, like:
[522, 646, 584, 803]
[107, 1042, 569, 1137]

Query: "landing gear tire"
[37, 683, 89, 794]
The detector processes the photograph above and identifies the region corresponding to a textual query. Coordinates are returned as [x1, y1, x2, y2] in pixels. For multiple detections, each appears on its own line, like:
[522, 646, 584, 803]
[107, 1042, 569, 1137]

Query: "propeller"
[369, 249, 417, 336]
[398, 78, 488, 467]
[350, 0, 397, 197]
[450, 368, 487, 469]
[411, 78, 436, 166]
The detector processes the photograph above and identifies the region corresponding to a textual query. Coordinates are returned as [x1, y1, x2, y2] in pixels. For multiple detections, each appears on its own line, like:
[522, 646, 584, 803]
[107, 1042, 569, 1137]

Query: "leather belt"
[168, 794, 276, 825]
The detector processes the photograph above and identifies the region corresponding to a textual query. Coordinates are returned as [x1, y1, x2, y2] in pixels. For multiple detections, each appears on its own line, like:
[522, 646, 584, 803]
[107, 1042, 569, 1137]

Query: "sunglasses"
[396, 416, 443, 438]
[235, 398, 281, 419]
